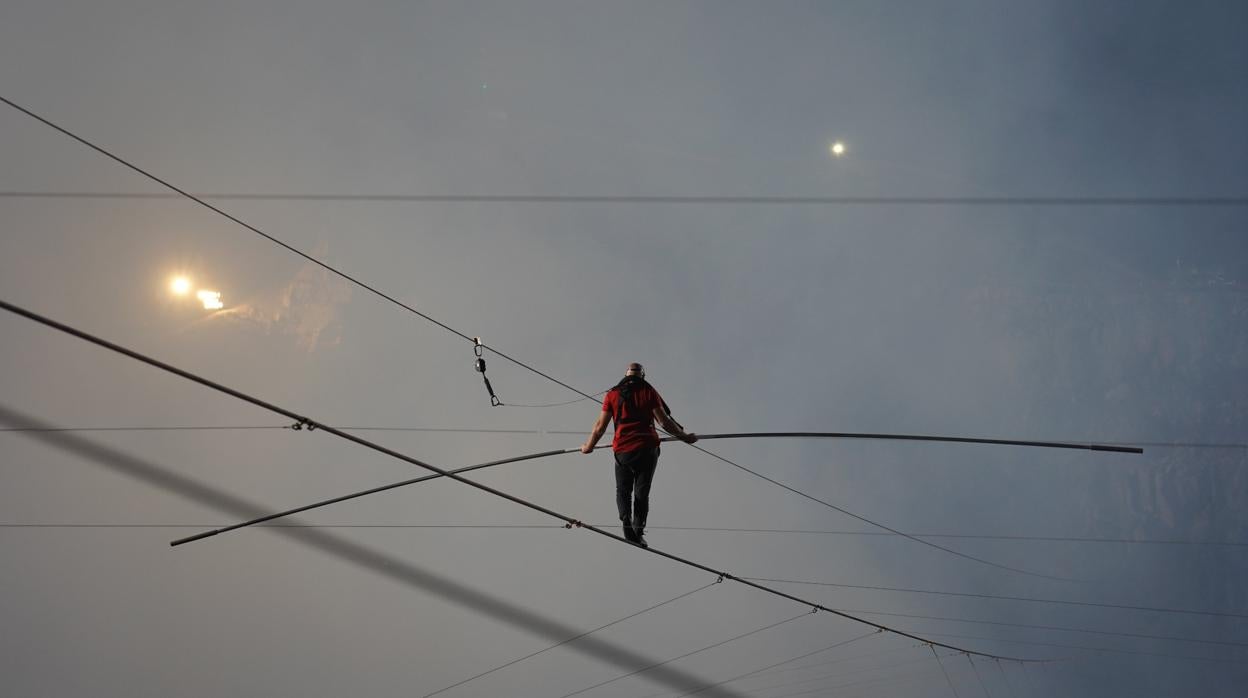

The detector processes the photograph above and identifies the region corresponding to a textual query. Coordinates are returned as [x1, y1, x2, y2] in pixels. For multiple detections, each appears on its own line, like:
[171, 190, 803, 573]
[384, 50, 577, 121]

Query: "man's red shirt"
[602, 383, 664, 453]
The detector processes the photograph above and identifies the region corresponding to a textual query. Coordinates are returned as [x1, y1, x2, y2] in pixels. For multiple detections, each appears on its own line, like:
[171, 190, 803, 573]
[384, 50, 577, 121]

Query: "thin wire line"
[555, 612, 811, 698]
[497, 391, 607, 408]
[700, 649, 932, 697]
[968, 654, 992, 698]
[0, 94, 596, 404]
[920, 631, 1243, 664]
[747, 576, 1248, 621]
[995, 659, 1017, 698]
[734, 642, 921, 682]
[4, 191, 1247, 206]
[690, 443, 1077, 582]
[670, 631, 879, 697]
[5, 523, 1243, 549]
[0, 298, 1043, 662]
[420, 581, 718, 698]
[762, 660, 951, 698]
[4, 426, 1237, 449]
[933, 645, 963, 698]
[839, 607, 1248, 648]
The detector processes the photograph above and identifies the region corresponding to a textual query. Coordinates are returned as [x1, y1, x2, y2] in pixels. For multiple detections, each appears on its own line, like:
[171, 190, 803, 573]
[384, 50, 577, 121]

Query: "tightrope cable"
[0, 297, 1044, 662]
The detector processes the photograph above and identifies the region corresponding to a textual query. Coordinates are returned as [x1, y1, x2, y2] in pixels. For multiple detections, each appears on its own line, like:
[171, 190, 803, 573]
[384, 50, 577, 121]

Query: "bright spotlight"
[170, 276, 193, 295]
[196, 290, 224, 310]
[830, 141, 846, 157]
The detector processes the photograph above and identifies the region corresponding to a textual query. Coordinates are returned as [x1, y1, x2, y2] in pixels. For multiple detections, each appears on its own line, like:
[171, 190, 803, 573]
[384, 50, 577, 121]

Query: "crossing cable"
[555, 611, 813, 698]
[0, 298, 1045, 663]
[667, 630, 879, 697]
[421, 580, 719, 698]
[4, 191, 1248, 207]
[0, 96, 1150, 580]
[0, 94, 588, 407]
[745, 576, 1248, 621]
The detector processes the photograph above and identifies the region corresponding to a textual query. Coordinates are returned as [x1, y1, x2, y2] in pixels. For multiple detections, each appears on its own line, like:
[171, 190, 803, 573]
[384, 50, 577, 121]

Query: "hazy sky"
[2, 2, 1246, 696]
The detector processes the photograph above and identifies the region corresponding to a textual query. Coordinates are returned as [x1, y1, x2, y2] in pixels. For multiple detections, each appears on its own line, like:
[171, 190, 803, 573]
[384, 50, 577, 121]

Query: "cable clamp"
[715, 574, 725, 584]
[473, 337, 484, 357]
[290, 418, 317, 431]
[563, 519, 583, 529]
[810, 606, 819, 614]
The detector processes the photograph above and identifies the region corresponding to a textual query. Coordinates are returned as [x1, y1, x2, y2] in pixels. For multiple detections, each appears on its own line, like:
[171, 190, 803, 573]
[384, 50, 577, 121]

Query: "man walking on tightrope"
[581, 363, 697, 548]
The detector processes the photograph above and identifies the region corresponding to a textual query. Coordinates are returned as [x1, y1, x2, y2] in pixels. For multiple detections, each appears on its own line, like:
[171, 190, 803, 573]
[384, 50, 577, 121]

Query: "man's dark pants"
[614, 446, 659, 528]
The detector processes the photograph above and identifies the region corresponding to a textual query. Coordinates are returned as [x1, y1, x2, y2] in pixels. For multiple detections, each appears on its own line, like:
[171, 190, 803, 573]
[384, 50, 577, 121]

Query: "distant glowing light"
[170, 276, 193, 295]
[830, 141, 846, 157]
[196, 290, 224, 310]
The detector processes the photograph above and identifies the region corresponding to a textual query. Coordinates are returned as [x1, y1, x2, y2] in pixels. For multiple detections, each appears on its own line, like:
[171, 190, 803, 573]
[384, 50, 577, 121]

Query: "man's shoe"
[622, 520, 639, 543]
[632, 524, 648, 548]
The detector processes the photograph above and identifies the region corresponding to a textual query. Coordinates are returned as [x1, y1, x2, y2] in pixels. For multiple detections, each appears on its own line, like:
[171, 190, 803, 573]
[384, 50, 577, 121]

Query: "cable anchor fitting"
[563, 519, 583, 529]
[469, 337, 499, 404]
[290, 417, 317, 431]
[715, 574, 725, 584]
[472, 338, 502, 406]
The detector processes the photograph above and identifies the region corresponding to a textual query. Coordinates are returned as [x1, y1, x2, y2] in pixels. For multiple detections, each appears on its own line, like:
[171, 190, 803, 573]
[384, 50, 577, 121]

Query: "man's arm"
[581, 410, 612, 454]
[653, 407, 697, 444]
